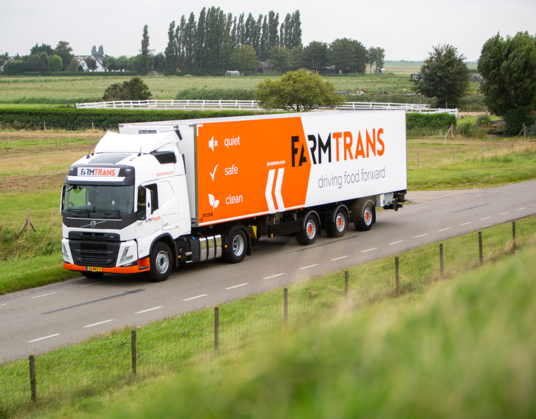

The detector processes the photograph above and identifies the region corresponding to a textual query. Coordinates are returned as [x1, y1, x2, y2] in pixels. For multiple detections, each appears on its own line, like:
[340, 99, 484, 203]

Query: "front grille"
[69, 240, 119, 267]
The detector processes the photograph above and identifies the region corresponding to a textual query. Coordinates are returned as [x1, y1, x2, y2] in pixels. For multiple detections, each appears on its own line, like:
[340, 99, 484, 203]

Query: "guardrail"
[75, 100, 457, 116]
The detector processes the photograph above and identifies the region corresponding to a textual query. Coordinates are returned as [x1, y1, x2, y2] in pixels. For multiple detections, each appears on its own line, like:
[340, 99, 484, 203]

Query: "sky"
[1, 0, 535, 62]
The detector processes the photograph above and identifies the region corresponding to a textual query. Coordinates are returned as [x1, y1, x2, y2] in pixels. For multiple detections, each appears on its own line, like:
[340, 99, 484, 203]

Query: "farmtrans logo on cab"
[195, 112, 406, 226]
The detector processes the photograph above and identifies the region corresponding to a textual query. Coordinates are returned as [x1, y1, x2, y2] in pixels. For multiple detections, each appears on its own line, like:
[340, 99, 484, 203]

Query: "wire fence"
[1, 215, 535, 414]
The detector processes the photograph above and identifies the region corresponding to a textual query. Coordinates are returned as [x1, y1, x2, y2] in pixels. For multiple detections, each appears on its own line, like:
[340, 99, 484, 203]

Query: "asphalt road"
[1, 179, 536, 361]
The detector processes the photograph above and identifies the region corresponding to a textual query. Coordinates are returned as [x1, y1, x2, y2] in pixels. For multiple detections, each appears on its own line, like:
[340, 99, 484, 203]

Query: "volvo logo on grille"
[81, 220, 107, 228]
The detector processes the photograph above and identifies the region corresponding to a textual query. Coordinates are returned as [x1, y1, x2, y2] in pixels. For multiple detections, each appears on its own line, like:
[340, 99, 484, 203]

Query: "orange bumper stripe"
[64, 257, 150, 274]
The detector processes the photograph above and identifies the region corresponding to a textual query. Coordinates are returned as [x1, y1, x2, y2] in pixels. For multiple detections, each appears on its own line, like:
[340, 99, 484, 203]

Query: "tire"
[296, 214, 319, 245]
[81, 271, 104, 279]
[145, 242, 173, 282]
[325, 208, 348, 238]
[354, 201, 374, 231]
[223, 229, 247, 263]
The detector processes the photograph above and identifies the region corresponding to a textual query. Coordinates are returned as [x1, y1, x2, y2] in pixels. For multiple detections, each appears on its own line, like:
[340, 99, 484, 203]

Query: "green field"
[2, 215, 535, 418]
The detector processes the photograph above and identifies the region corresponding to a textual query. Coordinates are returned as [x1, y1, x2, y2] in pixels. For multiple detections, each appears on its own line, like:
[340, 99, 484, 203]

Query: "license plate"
[87, 266, 103, 272]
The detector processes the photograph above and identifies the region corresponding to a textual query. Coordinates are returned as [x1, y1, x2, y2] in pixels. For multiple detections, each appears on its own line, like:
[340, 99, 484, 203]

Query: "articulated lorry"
[61, 111, 407, 281]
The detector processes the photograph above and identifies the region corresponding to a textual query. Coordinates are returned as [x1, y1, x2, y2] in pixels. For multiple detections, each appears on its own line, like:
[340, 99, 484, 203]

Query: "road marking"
[480, 217, 491, 220]
[80, 282, 102, 288]
[300, 264, 319, 270]
[517, 207, 526, 211]
[83, 319, 113, 328]
[136, 306, 163, 314]
[361, 248, 378, 253]
[500, 212, 509, 215]
[28, 334, 60, 343]
[389, 240, 404, 245]
[0, 304, 6, 307]
[438, 228, 451, 232]
[32, 292, 57, 299]
[414, 234, 428, 238]
[226, 283, 249, 290]
[460, 222, 472, 226]
[331, 256, 349, 261]
[264, 273, 284, 279]
[183, 294, 207, 302]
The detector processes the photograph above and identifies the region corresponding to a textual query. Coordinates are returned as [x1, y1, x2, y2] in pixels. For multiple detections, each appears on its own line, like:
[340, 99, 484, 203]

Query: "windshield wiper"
[102, 210, 121, 219]
[66, 208, 89, 218]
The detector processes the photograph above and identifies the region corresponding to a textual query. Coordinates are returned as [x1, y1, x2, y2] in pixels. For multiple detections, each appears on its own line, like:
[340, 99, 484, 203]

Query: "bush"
[2, 61, 28, 75]
[503, 108, 535, 137]
[406, 113, 457, 130]
[103, 77, 152, 101]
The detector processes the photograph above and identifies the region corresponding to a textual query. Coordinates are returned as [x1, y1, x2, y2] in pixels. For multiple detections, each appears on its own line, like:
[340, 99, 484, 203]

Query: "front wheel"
[296, 214, 319, 245]
[145, 242, 173, 282]
[223, 230, 248, 263]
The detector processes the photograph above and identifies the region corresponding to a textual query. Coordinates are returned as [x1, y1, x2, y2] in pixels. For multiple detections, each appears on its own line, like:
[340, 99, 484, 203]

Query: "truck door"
[136, 184, 163, 260]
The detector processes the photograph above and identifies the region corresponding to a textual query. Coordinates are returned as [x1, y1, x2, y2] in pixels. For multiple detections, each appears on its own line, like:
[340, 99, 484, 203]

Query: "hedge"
[0, 108, 456, 131]
[0, 109, 261, 131]
[21, 71, 138, 77]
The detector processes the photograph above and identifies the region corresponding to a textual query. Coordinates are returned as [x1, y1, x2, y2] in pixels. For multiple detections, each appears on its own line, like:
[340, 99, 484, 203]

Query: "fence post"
[478, 232, 483, 265]
[395, 256, 400, 293]
[344, 271, 349, 303]
[131, 330, 137, 376]
[29, 355, 37, 403]
[284, 288, 288, 325]
[439, 243, 444, 277]
[512, 221, 516, 251]
[452, 147, 455, 163]
[214, 307, 219, 350]
[418, 151, 420, 169]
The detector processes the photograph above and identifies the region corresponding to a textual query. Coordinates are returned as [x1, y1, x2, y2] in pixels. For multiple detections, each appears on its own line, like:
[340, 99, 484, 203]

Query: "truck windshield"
[63, 184, 134, 214]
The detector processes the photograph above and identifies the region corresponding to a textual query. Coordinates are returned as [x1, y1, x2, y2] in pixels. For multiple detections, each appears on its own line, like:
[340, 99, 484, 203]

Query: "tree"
[154, 52, 165, 73]
[117, 56, 129, 71]
[26, 54, 41, 71]
[164, 20, 178, 75]
[67, 57, 80, 71]
[413, 44, 470, 108]
[231, 44, 259, 73]
[367, 47, 376, 73]
[330, 38, 357, 73]
[255, 69, 344, 112]
[354, 41, 368, 74]
[85, 56, 97, 72]
[98, 45, 104, 55]
[91, 46, 97, 56]
[54, 41, 74, 71]
[48, 55, 62, 72]
[106, 56, 117, 71]
[31, 43, 53, 56]
[374, 47, 385, 71]
[268, 46, 289, 73]
[39, 52, 49, 73]
[301, 41, 329, 72]
[138, 25, 152, 75]
[102, 77, 152, 101]
[289, 44, 303, 70]
[478, 31, 536, 118]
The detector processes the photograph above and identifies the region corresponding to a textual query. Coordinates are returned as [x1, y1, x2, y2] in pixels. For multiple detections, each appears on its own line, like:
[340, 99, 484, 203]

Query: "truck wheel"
[296, 214, 319, 245]
[81, 271, 104, 279]
[326, 208, 348, 238]
[354, 201, 374, 231]
[224, 230, 247, 263]
[145, 242, 173, 282]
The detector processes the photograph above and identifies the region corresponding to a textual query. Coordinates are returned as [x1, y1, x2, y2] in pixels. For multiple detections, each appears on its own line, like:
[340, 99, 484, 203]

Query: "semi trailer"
[61, 111, 407, 281]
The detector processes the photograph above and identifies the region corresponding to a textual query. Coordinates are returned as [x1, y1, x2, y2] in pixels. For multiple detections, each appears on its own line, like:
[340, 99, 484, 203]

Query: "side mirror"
[60, 185, 66, 214]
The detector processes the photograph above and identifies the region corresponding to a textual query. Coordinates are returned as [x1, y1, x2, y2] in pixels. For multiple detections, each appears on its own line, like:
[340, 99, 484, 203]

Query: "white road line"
[264, 273, 284, 279]
[300, 264, 319, 270]
[389, 240, 404, 245]
[136, 306, 163, 314]
[460, 222, 472, 226]
[83, 319, 113, 328]
[361, 248, 378, 253]
[438, 228, 451, 232]
[28, 334, 60, 343]
[500, 212, 509, 215]
[80, 282, 102, 288]
[414, 234, 428, 238]
[183, 294, 207, 302]
[480, 217, 491, 220]
[32, 292, 57, 299]
[0, 304, 6, 307]
[331, 256, 349, 261]
[517, 207, 526, 211]
[225, 283, 249, 290]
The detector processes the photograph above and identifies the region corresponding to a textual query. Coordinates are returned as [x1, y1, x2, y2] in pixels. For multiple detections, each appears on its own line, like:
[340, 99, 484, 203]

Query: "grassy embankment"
[0, 130, 535, 294]
[2, 214, 535, 418]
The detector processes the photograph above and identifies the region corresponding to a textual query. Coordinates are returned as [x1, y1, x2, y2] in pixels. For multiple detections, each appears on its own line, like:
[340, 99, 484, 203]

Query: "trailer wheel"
[81, 271, 104, 279]
[354, 201, 374, 231]
[296, 214, 319, 245]
[224, 230, 247, 263]
[326, 208, 348, 238]
[145, 242, 173, 282]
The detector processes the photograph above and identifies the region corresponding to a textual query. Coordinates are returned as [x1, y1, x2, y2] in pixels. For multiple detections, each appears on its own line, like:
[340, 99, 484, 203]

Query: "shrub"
[103, 77, 152, 101]
[503, 108, 535, 137]
[406, 113, 457, 130]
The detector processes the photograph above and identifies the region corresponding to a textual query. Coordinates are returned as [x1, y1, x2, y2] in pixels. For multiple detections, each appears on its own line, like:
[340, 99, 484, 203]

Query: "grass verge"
[1, 215, 535, 418]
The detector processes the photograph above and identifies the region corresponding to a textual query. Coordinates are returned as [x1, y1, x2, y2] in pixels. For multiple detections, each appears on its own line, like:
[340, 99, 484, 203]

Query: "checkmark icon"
[210, 164, 218, 181]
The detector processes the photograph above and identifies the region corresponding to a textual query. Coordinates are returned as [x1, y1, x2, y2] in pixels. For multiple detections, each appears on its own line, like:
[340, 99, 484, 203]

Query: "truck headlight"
[120, 246, 134, 265]
[62, 243, 71, 263]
